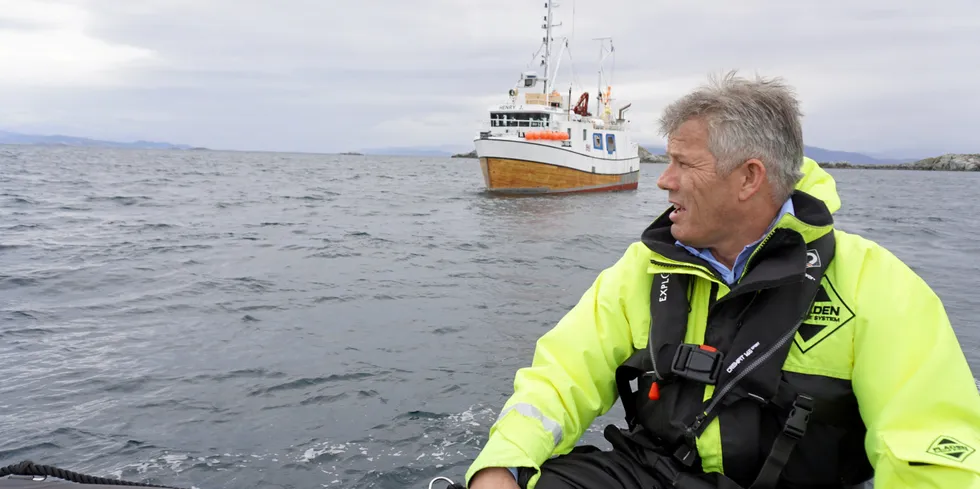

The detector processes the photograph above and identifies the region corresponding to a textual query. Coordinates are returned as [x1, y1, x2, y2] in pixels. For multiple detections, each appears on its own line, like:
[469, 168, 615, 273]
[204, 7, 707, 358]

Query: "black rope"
[0, 460, 186, 488]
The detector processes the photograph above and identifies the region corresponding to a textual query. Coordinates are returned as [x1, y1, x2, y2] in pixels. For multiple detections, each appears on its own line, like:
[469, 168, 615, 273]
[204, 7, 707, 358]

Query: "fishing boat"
[474, 1, 639, 195]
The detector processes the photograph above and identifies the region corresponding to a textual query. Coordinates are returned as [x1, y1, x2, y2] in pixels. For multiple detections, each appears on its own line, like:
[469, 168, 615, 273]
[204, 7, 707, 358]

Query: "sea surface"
[1, 146, 978, 489]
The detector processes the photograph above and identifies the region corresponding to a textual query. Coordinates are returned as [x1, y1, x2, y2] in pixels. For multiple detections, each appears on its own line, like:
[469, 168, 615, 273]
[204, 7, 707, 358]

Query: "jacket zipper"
[687, 311, 807, 435]
[649, 258, 721, 284]
[737, 230, 778, 284]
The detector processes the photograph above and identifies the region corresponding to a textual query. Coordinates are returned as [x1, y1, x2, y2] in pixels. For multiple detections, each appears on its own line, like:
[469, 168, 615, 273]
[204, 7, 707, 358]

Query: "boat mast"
[592, 37, 612, 116]
[542, 1, 561, 95]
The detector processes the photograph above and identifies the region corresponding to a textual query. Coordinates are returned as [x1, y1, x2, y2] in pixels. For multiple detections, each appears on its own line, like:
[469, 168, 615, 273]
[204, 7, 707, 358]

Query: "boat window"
[582, 129, 587, 140]
[593, 133, 603, 150]
[606, 134, 616, 153]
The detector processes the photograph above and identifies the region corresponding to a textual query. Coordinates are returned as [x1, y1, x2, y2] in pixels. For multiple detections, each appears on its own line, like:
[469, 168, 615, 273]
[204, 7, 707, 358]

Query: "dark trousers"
[515, 425, 875, 489]
[516, 425, 721, 489]
[519, 444, 667, 489]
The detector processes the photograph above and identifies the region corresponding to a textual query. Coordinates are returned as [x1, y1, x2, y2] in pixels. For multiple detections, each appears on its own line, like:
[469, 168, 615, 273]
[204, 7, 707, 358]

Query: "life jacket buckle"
[784, 394, 814, 440]
[672, 441, 699, 467]
[670, 343, 723, 385]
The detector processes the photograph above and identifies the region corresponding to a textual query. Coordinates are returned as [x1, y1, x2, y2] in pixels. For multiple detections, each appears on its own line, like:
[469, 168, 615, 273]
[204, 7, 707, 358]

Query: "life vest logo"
[927, 436, 975, 462]
[658, 273, 670, 302]
[795, 276, 854, 353]
[806, 249, 821, 269]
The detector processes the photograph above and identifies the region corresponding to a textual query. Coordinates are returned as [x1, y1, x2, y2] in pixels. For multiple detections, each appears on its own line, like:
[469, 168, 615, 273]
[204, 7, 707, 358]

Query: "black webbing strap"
[748, 394, 814, 489]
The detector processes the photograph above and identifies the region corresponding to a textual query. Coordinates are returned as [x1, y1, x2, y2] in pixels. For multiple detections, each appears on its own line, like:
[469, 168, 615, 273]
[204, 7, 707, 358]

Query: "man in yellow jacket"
[462, 73, 980, 489]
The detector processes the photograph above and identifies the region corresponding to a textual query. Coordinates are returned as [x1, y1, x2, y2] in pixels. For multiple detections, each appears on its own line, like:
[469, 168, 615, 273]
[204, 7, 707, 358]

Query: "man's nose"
[657, 163, 675, 191]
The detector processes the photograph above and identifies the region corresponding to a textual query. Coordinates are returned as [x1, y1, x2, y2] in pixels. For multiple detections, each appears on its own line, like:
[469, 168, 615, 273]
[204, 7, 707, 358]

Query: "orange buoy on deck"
[524, 130, 569, 141]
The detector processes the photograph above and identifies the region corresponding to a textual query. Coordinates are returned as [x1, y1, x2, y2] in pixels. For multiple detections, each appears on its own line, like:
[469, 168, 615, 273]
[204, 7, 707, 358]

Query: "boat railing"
[596, 120, 627, 131]
[489, 119, 627, 135]
[490, 120, 556, 128]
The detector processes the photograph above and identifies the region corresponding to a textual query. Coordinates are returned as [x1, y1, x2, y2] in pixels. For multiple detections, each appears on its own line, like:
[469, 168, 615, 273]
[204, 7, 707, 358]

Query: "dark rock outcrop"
[820, 154, 978, 171]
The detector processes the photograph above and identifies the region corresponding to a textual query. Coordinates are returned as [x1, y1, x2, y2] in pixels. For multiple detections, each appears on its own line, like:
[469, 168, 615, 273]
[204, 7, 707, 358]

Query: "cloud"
[0, 0, 977, 154]
[0, 0, 155, 88]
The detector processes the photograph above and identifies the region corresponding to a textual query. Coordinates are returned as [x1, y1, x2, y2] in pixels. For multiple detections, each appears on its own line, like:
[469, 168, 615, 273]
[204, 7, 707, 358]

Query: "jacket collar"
[641, 191, 835, 288]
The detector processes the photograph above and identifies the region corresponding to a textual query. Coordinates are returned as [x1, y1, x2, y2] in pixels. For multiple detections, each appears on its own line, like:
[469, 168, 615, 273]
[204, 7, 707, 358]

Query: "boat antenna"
[592, 37, 612, 116]
[542, 1, 562, 94]
[571, 0, 575, 41]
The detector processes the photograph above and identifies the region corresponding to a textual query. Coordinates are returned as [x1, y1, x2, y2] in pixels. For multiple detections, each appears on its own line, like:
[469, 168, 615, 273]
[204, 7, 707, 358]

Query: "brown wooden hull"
[480, 157, 639, 194]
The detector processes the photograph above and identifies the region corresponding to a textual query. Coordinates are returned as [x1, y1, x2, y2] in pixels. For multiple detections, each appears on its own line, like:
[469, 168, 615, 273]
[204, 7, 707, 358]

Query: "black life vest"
[613, 221, 874, 489]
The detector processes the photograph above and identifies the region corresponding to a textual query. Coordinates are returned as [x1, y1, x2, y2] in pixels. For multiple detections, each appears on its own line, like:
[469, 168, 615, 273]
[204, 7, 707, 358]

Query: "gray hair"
[658, 71, 805, 203]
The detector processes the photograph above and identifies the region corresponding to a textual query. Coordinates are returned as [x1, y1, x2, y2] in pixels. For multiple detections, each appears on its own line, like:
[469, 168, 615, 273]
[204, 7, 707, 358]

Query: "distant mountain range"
[802, 146, 912, 164]
[366, 143, 918, 164]
[636, 144, 917, 165]
[0, 130, 196, 150]
[357, 145, 472, 157]
[0, 129, 926, 164]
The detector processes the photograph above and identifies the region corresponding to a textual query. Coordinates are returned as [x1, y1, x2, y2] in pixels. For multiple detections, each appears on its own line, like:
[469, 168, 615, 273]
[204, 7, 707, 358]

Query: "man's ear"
[737, 158, 767, 201]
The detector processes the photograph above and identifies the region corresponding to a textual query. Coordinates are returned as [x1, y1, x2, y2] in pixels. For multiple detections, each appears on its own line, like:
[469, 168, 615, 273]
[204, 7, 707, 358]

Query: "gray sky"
[1, 0, 977, 157]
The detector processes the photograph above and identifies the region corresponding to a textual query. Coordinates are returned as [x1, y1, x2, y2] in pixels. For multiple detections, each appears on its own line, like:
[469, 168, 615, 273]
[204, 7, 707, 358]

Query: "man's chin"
[669, 224, 686, 241]
[670, 230, 689, 245]
[670, 226, 702, 248]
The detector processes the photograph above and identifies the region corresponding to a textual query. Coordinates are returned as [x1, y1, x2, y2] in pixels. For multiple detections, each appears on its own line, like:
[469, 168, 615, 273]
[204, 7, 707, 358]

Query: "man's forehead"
[668, 120, 708, 143]
[666, 134, 699, 152]
[666, 128, 713, 160]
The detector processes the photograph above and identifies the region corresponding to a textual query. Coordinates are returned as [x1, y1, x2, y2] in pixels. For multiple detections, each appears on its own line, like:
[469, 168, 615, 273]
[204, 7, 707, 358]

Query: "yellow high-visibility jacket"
[466, 158, 980, 488]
